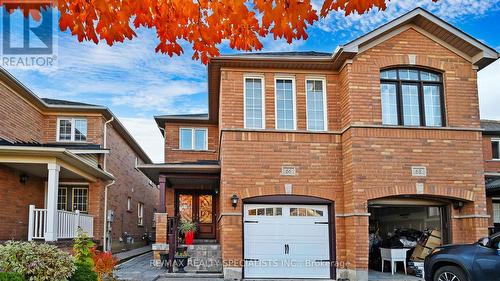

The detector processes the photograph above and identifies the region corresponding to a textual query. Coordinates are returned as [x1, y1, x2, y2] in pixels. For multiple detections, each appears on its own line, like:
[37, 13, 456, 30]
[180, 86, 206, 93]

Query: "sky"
[2, 0, 500, 163]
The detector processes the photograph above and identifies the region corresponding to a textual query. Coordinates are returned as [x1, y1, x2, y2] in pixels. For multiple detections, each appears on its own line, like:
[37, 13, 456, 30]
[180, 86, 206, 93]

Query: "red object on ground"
[185, 231, 194, 245]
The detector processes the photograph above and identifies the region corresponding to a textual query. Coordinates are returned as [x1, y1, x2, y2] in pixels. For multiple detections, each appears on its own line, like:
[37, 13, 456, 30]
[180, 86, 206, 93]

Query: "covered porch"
[138, 161, 221, 272]
[0, 146, 114, 242]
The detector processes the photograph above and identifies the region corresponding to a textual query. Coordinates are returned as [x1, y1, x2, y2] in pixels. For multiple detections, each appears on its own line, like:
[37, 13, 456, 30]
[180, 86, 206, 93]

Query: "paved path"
[114, 253, 421, 281]
[115, 252, 164, 281]
[114, 245, 152, 263]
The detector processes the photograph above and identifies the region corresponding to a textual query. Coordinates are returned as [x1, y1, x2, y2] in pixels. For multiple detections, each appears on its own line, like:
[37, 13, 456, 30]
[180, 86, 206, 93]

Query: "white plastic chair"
[380, 248, 410, 275]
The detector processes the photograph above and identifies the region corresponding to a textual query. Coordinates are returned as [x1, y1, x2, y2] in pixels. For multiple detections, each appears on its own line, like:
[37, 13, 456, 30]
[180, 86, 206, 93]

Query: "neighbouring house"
[0, 68, 159, 253]
[482, 120, 500, 235]
[139, 8, 499, 281]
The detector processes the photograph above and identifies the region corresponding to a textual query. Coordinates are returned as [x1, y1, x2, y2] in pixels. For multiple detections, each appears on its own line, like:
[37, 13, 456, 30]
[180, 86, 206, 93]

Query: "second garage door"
[244, 204, 331, 279]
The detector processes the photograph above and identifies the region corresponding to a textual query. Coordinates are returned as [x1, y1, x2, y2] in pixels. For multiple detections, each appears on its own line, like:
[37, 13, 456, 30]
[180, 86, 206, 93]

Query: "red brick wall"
[0, 82, 45, 143]
[483, 136, 500, 172]
[164, 123, 219, 162]
[219, 131, 344, 265]
[348, 28, 480, 128]
[105, 125, 159, 251]
[219, 69, 341, 131]
[214, 27, 488, 276]
[43, 115, 104, 144]
[0, 165, 45, 241]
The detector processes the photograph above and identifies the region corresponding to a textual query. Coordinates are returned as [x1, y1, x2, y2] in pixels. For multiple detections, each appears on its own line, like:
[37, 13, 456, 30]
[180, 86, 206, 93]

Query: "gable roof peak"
[334, 6, 498, 70]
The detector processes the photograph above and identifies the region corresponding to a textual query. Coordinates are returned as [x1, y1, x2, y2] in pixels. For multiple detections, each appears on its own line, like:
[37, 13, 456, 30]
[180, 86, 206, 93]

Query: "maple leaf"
[0, 0, 438, 64]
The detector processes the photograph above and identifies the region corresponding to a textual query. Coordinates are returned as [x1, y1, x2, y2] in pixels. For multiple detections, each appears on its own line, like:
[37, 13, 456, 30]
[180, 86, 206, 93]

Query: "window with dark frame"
[380, 68, 445, 127]
[492, 139, 500, 160]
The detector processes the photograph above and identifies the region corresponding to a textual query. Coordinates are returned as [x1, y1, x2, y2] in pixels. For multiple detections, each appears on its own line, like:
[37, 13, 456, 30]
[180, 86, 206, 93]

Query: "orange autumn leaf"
[0, 0, 438, 64]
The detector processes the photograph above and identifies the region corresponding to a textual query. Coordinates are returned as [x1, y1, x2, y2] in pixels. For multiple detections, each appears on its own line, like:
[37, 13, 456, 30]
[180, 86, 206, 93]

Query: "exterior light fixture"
[231, 194, 239, 209]
[19, 174, 28, 184]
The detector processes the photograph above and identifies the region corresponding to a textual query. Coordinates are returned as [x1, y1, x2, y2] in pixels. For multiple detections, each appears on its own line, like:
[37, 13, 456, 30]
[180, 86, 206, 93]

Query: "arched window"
[380, 68, 445, 127]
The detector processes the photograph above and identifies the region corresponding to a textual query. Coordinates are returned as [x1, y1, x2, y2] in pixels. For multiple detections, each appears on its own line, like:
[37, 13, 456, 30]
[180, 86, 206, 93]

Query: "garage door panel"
[244, 204, 331, 279]
[245, 242, 284, 257]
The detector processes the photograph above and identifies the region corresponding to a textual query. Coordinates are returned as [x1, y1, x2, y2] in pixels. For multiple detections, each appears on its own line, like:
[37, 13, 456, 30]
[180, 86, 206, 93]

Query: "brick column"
[153, 213, 168, 262]
[158, 177, 166, 213]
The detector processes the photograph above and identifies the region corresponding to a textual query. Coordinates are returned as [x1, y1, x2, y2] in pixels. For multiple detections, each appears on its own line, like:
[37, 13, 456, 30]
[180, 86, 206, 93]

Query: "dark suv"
[425, 232, 500, 281]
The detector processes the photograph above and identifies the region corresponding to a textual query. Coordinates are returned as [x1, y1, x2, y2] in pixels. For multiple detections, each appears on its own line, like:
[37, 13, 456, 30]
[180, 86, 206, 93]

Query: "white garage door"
[244, 204, 331, 279]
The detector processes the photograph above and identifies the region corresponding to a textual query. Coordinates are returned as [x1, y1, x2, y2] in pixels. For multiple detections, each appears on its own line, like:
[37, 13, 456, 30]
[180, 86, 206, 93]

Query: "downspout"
[103, 117, 115, 252]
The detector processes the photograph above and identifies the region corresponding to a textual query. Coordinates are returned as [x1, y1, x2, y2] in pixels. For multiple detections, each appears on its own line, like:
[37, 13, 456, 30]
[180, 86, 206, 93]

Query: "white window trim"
[71, 187, 88, 213]
[127, 197, 132, 211]
[56, 117, 88, 142]
[138, 202, 144, 226]
[58, 187, 68, 211]
[179, 128, 208, 151]
[493, 202, 500, 224]
[305, 77, 328, 131]
[274, 76, 297, 130]
[243, 74, 266, 129]
[492, 138, 500, 160]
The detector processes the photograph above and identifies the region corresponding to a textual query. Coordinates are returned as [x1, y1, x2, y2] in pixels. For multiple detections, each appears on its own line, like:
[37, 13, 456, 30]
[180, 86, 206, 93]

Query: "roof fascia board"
[69, 149, 110, 154]
[418, 9, 498, 57]
[357, 24, 474, 64]
[0, 146, 114, 180]
[338, 8, 498, 67]
[138, 163, 220, 170]
[342, 8, 420, 52]
[215, 55, 331, 61]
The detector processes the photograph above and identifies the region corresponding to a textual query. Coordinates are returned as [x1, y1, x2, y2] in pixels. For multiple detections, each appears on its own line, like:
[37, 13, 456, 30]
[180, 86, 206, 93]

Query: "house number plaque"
[411, 166, 427, 177]
[281, 166, 297, 176]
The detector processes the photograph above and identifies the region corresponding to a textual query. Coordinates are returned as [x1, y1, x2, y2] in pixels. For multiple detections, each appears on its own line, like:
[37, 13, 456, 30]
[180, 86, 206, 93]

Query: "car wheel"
[433, 266, 468, 281]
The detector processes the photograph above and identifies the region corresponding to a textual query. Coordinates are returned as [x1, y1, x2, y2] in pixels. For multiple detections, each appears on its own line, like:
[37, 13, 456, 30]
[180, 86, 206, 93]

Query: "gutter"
[102, 116, 115, 252]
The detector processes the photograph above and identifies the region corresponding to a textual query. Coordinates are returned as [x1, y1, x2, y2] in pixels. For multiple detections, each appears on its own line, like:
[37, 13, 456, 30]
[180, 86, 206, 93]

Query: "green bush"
[69, 262, 97, 281]
[0, 272, 25, 281]
[0, 241, 75, 281]
[73, 229, 95, 266]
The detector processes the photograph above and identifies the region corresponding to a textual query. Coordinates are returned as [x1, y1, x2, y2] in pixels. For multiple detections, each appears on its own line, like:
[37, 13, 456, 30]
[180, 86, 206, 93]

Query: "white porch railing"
[28, 205, 94, 241]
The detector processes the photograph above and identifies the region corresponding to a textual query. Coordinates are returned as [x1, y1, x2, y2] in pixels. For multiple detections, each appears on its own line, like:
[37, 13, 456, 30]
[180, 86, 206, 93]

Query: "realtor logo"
[1, 1, 57, 68]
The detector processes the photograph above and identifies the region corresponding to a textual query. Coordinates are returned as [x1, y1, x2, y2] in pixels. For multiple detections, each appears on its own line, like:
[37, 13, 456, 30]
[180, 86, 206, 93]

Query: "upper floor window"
[57, 118, 87, 142]
[244, 76, 265, 129]
[127, 197, 132, 211]
[275, 77, 296, 130]
[137, 202, 144, 226]
[180, 128, 208, 150]
[306, 78, 327, 131]
[492, 139, 500, 160]
[380, 68, 445, 127]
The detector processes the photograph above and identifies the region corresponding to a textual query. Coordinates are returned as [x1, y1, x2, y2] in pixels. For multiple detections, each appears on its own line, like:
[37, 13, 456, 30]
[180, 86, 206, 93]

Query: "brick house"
[0, 68, 158, 253]
[482, 120, 500, 234]
[139, 8, 499, 280]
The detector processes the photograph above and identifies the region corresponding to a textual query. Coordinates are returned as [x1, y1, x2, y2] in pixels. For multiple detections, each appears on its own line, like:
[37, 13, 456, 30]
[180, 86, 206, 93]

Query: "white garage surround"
[243, 204, 332, 279]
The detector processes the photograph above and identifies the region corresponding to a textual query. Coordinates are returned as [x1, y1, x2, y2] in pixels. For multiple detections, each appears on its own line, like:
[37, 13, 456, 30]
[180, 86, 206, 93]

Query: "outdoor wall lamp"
[453, 201, 464, 210]
[231, 194, 239, 209]
[19, 174, 28, 184]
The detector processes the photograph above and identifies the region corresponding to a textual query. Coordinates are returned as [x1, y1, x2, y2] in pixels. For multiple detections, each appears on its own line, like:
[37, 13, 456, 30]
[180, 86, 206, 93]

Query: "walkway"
[114, 245, 152, 263]
[115, 252, 164, 281]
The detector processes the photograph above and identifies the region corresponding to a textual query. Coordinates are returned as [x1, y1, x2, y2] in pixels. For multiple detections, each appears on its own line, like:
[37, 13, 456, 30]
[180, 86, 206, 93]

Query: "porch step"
[183, 244, 222, 273]
[193, 239, 218, 244]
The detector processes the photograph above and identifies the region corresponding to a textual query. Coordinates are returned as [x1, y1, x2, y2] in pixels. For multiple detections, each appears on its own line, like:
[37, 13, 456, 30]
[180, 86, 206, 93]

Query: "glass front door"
[176, 192, 216, 239]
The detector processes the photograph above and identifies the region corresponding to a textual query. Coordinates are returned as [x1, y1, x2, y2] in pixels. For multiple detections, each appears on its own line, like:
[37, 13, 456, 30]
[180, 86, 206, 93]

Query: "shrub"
[0, 241, 75, 281]
[0, 272, 25, 281]
[73, 229, 95, 266]
[69, 262, 97, 281]
[90, 248, 117, 281]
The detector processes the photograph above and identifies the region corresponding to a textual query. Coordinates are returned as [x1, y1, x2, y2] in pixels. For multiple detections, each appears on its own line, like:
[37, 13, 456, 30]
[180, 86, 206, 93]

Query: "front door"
[176, 191, 216, 239]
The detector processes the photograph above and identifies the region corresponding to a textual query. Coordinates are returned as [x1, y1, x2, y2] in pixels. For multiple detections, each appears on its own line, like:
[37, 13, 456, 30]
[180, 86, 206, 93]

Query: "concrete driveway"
[114, 253, 423, 281]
